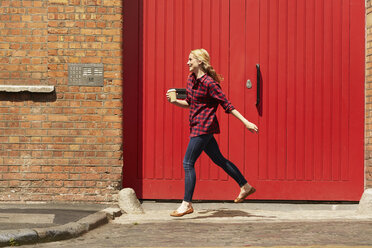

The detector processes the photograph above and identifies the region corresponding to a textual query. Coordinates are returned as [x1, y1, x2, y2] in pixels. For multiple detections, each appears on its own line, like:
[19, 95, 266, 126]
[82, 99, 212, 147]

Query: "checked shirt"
[185, 73, 235, 138]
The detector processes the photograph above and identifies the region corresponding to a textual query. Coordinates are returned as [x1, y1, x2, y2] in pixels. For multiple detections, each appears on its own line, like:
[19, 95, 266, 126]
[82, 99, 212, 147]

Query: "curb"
[0, 207, 122, 247]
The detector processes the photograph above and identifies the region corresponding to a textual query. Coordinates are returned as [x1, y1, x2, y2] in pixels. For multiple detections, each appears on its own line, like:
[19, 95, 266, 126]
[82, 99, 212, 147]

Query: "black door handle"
[256, 64, 261, 107]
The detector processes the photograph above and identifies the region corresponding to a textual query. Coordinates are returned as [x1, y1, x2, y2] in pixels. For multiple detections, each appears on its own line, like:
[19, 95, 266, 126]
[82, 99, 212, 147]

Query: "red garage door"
[123, 0, 365, 201]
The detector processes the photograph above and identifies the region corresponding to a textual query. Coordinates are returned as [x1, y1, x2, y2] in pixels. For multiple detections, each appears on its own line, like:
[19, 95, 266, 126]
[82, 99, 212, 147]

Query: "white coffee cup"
[167, 89, 177, 102]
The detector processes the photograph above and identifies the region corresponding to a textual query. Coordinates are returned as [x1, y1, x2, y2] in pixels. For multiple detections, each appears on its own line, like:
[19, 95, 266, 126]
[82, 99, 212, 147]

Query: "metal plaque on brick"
[68, 64, 104, 86]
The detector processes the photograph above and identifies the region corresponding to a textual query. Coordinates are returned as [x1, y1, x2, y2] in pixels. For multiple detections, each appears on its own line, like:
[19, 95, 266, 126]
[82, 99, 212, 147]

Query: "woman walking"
[166, 49, 258, 217]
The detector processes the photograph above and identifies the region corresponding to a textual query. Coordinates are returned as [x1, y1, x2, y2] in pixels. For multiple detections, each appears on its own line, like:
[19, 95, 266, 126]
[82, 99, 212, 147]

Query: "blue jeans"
[183, 134, 248, 202]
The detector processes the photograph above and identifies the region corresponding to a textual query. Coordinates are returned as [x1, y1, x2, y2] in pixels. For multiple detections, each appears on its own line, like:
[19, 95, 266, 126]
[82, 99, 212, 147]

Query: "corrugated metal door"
[123, 0, 364, 201]
[229, 0, 364, 201]
[136, 0, 232, 200]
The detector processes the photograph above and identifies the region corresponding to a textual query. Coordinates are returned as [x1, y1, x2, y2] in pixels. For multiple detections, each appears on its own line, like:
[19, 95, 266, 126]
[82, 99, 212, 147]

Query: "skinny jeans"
[183, 134, 248, 202]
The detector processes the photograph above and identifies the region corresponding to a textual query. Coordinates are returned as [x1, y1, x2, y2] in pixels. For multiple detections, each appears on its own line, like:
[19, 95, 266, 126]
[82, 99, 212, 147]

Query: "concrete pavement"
[14, 201, 372, 247]
[115, 201, 370, 224]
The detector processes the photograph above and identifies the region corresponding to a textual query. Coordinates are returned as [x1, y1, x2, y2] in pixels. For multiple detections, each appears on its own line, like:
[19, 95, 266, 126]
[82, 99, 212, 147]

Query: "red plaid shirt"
[185, 73, 235, 137]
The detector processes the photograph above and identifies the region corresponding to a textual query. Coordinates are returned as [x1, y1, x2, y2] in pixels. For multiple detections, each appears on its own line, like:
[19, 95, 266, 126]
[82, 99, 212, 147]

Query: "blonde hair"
[190, 48, 223, 83]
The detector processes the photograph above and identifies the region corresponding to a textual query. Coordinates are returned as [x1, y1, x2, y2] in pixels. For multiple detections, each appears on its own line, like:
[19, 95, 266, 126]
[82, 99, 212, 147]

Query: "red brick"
[1, 1, 10, 7]
[87, 7, 96, 13]
[33, 1, 45, 7]
[22, 1, 33, 7]
[3, 173, 23, 180]
[48, 6, 58, 12]
[0, 181, 9, 187]
[10, 1, 21, 7]
[29, 8, 47, 14]
[48, 173, 69, 180]
[103, 0, 121, 6]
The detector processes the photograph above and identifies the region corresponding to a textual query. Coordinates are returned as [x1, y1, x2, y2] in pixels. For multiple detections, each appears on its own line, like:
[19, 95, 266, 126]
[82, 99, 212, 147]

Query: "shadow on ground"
[175, 209, 276, 220]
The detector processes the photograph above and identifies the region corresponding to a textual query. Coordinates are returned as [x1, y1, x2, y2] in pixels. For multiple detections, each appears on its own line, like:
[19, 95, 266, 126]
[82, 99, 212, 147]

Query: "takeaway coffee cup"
[167, 89, 177, 102]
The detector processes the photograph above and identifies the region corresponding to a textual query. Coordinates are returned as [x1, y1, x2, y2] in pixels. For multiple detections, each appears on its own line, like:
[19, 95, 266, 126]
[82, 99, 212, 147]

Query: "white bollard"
[118, 188, 144, 214]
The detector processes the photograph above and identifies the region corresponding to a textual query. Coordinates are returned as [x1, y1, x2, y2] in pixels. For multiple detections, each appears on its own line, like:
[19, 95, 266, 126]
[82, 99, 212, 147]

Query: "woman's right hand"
[166, 92, 171, 102]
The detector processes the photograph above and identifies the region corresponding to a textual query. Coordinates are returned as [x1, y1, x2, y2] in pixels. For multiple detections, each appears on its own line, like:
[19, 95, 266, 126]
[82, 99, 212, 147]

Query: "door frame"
[122, 0, 144, 196]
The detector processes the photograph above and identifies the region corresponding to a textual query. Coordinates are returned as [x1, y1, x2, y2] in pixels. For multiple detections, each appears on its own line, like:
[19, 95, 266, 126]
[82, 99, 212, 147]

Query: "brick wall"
[0, 0, 122, 202]
[366, 0, 372, 188]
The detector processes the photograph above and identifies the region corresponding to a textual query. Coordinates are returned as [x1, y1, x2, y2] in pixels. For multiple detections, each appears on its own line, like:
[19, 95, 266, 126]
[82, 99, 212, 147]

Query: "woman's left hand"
[244, 121, 258, 133]
[230, 109, 258, 133]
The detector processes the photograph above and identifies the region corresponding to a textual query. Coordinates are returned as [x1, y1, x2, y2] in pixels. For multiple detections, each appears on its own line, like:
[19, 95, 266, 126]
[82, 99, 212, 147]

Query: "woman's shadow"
[174, 208, 275, 220]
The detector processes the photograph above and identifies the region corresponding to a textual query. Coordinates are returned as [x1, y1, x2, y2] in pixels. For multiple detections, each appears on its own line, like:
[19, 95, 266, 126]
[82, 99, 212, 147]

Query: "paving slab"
[113, 202, 371, 224]
[0, 213, 54, 224]
[0, 203, 121, 247]
[0, 203, 106, 230]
